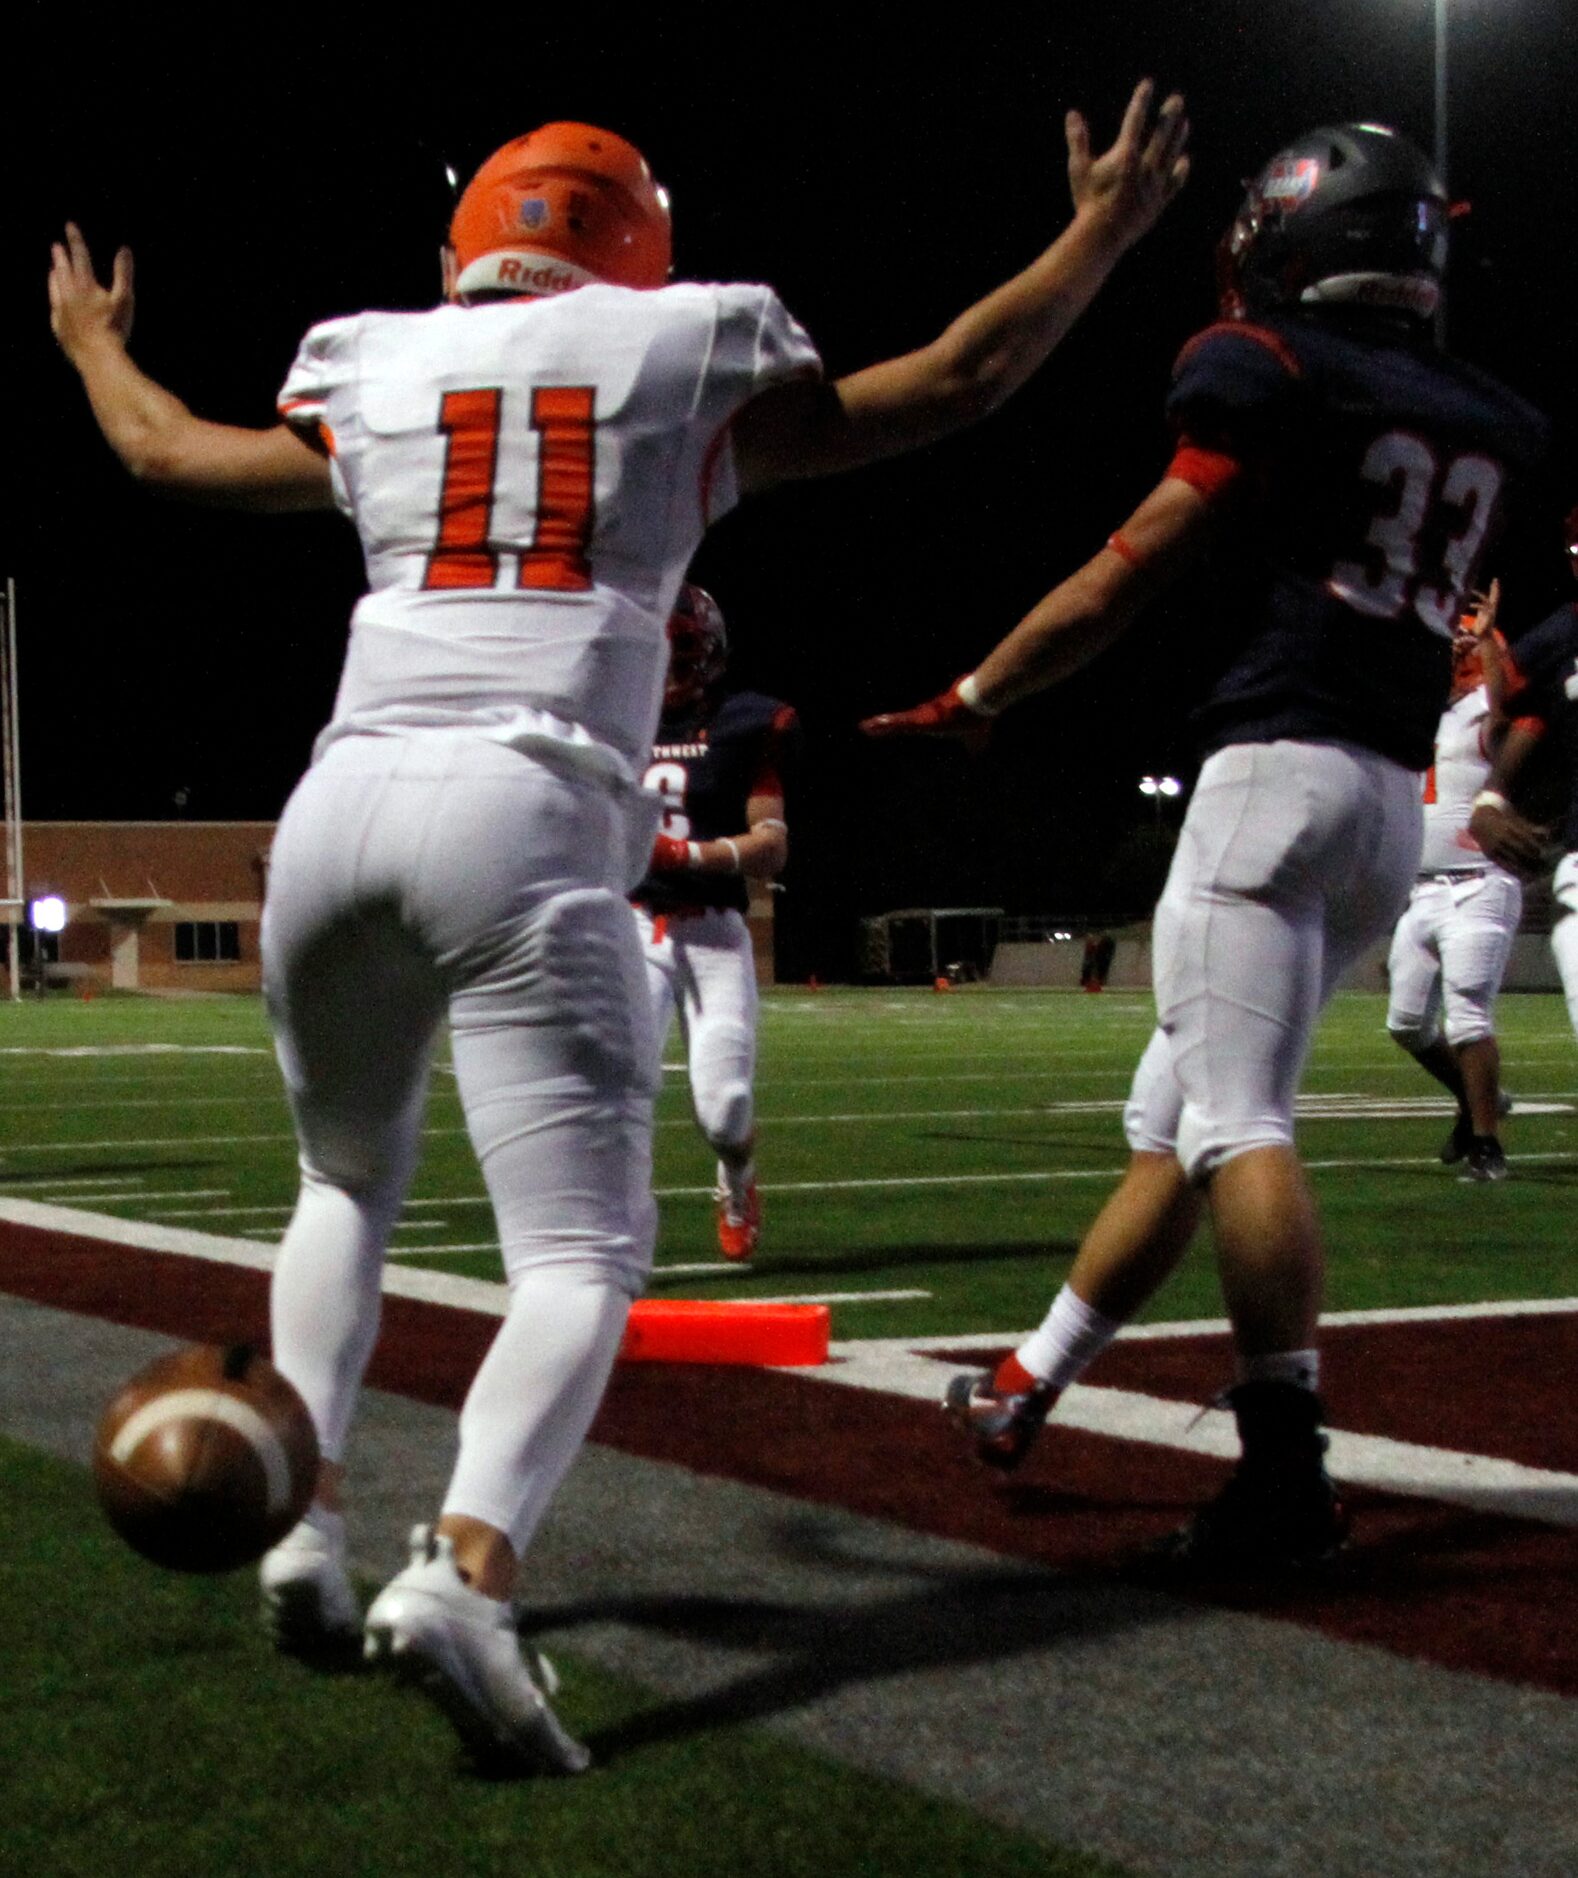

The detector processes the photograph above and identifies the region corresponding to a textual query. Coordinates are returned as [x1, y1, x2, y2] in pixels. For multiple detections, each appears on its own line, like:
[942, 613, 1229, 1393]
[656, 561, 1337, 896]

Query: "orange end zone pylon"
[619, 1299, 830, 1367]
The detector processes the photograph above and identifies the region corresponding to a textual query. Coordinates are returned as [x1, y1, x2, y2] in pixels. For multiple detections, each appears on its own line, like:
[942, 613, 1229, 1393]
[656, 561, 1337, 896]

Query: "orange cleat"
[717, 1182, 760, 1262]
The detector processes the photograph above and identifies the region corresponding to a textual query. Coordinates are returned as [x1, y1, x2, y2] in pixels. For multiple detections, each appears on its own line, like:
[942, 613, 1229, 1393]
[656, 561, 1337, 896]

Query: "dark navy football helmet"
[1218, 124, 1449, 327]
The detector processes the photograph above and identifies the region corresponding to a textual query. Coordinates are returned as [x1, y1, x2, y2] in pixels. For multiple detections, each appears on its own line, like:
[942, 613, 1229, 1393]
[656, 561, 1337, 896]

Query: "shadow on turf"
[0, 1160, 220, 1186]
[647, 1239, 1080, 1287]
[525, 1516, 1194, 1763]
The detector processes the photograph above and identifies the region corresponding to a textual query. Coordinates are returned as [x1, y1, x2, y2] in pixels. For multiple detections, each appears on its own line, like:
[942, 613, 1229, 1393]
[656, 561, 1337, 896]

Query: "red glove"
[859, 678, 993, 750]
[649, 833, 693, 873]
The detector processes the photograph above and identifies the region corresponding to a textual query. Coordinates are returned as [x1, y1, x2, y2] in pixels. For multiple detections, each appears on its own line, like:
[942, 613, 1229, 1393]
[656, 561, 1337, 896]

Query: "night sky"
[17, 3, 1578, 976]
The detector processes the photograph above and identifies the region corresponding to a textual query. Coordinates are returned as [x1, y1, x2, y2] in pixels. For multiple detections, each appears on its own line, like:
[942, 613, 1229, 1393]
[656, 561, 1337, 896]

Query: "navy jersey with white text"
[635, 690, 798, 914]
[1167, 313, 1548, 770]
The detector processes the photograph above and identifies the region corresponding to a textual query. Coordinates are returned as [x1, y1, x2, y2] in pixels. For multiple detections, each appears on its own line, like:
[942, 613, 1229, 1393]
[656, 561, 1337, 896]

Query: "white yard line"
[55, 1188, 229, 1206]
[0, 1175, 146, 1191]
[653, 1150, 1578, 1200]
[388, 1242, 500, 1257]
[0, 1045, 271, 1058]
[659, 1098, 1573, 1128]
[744, 1290, 932, 1306]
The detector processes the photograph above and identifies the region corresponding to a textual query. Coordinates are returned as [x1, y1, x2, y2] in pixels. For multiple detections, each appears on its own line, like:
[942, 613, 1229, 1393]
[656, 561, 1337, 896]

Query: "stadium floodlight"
[29, 894, 67, 934]
[1139, 775, 1183, 824]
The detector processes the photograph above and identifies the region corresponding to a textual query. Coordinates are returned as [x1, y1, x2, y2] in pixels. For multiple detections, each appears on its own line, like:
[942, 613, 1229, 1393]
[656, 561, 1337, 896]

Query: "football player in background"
[635, 584, 795, 1261]
[1384, 586, 1520, 1181]
[1470, 507, 1578, 1041]
[865, 125, 1547, 1569]
[50, 90, 1190, 1766]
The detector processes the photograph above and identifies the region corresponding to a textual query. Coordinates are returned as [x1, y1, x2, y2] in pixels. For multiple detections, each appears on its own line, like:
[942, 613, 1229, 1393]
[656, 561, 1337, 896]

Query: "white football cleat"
[363, 1526, 590, 1776]
[259, 1508, 362, 1662]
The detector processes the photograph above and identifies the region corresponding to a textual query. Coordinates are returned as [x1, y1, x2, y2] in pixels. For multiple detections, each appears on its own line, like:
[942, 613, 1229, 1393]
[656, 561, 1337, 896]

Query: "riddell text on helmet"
[497, 258, 578, 292]
[453, 250, 603, 298]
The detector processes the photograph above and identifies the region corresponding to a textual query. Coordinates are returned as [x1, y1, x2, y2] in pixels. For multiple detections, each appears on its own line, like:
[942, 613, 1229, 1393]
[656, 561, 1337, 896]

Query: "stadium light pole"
[1138, 775, 1182, 826]
[1433, 0, 1449, 346]
[1, 578, 21, 1003]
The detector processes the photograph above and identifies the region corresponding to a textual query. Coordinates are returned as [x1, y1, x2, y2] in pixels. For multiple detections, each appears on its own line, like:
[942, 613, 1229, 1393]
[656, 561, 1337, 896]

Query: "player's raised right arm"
[50, 224, 333, 513]
[733, 80, 1189, 492]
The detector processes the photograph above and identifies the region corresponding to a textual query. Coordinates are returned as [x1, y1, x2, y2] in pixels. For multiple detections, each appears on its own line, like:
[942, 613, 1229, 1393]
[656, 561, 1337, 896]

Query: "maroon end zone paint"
[3, 1215, 1574, 1697]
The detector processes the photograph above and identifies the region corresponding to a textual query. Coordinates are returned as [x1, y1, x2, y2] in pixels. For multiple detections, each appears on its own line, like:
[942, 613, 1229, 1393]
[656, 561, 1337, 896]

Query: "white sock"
[1235, 1348, 1320, 1392]
[1016, 1285, 1124, 1390]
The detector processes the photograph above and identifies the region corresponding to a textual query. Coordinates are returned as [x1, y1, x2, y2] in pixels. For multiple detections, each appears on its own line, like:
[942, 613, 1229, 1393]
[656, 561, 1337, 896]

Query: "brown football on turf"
[92, 1344, 318, 1573]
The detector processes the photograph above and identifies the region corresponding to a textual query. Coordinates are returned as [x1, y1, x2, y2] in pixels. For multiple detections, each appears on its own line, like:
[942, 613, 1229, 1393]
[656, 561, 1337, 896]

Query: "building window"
[174, 921, 241, 963]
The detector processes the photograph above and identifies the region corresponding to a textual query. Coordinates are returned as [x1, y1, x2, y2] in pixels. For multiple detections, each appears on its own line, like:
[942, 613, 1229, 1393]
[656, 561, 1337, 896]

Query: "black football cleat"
[1145, 1380, 1349, 1577]
[943, 1370, 1060, 1471]
[1460, 1135, 1509, 1182]
[1439, 1110, 1474, 1165]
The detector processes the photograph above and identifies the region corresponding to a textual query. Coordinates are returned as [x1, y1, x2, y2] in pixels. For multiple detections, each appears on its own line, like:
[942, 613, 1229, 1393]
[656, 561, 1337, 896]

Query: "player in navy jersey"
[866, 124, 1548, 1570]
[1470, 508, 1578, 1042]
[634, 584, 798, 1258]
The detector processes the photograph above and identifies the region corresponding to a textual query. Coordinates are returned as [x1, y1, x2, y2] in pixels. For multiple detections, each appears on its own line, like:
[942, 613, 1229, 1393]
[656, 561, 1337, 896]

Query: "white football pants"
[636, 904, 758, 1154]
[1136, 740, 1422, 1180]
[1552, 851, 1578, 1040]
[263, 732, 659, 1553]
[1384, 869, 1522, 1051]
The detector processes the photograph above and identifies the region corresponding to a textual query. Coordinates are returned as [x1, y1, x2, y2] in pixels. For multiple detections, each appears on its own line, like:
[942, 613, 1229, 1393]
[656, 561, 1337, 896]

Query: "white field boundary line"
[8, 1194, 1571, 1342]
[808, 1351, 1578, 1529]
[832, 1294, 1578, 1358]
[0, 1199, 927, 1316]
[4, 1197, 1573, 1521]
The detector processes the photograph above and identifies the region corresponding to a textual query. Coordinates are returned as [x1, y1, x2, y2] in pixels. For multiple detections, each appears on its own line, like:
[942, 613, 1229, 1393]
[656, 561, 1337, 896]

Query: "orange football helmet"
[447, 123, 671, 301]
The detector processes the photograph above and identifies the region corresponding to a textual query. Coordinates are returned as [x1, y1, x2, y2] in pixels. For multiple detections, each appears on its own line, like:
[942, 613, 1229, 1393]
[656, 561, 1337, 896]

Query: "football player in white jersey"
[49, 92, 1189, 1770]
[1384, 595, 1520, 1181]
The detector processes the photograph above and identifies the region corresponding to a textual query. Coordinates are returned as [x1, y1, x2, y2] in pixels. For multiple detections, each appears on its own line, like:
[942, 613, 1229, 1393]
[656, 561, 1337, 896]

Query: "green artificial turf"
[0, 985, 1574, 1340]
[0, 1437, 1129, 1878]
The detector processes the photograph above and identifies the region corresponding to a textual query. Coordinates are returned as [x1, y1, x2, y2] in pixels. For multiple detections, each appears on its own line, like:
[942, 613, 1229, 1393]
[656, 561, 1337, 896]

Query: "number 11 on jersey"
[423, 385, 596, 593]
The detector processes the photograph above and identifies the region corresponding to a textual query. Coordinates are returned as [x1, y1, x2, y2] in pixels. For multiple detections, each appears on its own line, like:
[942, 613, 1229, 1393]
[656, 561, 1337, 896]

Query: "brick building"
[7, 821, 780, 994]
[12, 823, 273, 992]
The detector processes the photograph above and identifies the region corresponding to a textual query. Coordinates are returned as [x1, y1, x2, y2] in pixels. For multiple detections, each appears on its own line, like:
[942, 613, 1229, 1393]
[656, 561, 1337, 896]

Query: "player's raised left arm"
[861, 475, 1212, 737]
[734, 81, 1189, 490]
[50, 225, 333, 513]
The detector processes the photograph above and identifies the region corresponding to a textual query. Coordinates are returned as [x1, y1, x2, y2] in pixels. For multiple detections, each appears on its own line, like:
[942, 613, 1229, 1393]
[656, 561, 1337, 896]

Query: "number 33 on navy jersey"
[1166, 315, 1548, 771]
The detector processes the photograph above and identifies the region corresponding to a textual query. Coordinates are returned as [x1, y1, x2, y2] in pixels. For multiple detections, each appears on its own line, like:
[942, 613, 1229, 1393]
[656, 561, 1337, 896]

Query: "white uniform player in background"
[1384, 599, 1519, 1180]
[49, 95, 1189, 1770]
